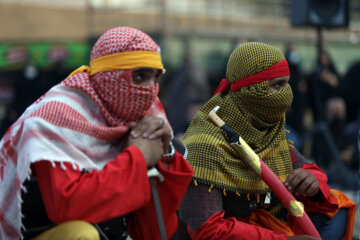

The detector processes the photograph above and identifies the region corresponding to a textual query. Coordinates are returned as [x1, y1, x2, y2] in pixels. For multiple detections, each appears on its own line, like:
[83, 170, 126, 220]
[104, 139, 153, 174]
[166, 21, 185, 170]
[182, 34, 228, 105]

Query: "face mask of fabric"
[91, 70, 159, 124]
[235, 83, 293, 123]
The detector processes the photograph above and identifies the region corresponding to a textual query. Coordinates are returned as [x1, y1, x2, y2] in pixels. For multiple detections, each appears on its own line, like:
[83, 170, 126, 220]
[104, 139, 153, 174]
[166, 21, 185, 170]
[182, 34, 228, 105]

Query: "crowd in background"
[284, 44, 360, 190]
[0, 40, 359, 191]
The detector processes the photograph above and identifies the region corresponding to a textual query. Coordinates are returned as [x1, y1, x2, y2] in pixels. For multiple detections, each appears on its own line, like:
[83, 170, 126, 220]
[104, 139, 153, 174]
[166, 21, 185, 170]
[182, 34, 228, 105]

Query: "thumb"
[129, 121, 137, 129]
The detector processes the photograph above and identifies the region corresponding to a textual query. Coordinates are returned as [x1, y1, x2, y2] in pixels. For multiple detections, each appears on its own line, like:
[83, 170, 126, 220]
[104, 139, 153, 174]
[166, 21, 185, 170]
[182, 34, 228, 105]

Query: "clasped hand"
[127, 116, 172, 167]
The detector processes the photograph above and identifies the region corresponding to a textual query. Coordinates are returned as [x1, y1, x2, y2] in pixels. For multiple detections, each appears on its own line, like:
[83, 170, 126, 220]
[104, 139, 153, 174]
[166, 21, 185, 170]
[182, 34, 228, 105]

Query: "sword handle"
[208, 108, 225, 128]
[209, 107, 239, 143]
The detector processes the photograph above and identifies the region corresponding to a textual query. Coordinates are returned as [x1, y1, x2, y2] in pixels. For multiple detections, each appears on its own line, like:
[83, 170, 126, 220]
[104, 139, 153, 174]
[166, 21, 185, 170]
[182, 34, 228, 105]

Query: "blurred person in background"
[311, 97, 348, 169]
[325, 97, 348, 148]
[340, 59, 360, 124]
[308, 51, 341, 122]
[0, 26, 193, 240]
[345, 113, 360, 167]
[167, 44, 211, 139]
[178, 42, 355, 240]
[310, 97, 359, 189]
[284, 43, 307, 144]
[340, 60, 360, 179]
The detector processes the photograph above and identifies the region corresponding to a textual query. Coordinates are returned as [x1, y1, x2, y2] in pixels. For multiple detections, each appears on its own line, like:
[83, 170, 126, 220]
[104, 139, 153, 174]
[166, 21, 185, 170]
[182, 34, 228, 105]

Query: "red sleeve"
[189, 211, 288, 240]
[126, 151, 193, 240]
[34, 145, 151, 224]
[299, 163, 339, 211]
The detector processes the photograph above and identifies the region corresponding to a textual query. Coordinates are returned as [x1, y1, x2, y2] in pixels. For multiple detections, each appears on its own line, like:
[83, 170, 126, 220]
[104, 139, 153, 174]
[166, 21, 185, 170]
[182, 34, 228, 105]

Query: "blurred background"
[1, 0, 360, 238]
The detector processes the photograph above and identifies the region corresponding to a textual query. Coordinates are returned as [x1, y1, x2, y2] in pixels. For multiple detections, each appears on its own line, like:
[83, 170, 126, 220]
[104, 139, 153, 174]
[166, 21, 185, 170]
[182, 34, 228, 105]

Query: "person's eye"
[275, 81, 286, 89]
[133, 73, 144, 82]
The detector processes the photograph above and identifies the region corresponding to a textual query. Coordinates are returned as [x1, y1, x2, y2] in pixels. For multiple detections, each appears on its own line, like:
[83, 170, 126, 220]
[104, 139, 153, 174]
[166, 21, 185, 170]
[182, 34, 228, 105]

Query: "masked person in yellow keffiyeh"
[177, 42, 356, 240]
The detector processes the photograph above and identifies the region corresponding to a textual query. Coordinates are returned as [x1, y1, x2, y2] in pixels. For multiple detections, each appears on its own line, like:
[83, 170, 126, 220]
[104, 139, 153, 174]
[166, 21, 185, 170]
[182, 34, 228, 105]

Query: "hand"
[340, 145, 354, 166]
[321, 70, 338, 88]
[127, 135, 164, 167]
[285, 168, 320, 197]
[288, 235, 321, 240]
[129, 116, 172, 153]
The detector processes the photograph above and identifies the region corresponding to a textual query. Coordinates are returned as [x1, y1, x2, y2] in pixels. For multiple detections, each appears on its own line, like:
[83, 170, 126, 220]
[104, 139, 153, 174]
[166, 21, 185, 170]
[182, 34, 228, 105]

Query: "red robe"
[188, 163, 355, 240]
[34, 145, 193, 240]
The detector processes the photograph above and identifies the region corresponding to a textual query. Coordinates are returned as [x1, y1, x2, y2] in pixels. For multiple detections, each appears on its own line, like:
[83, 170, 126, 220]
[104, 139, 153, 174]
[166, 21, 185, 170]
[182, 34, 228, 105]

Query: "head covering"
[0, 27, 168, 240]
[65, 26, 164, 126]
[182, 42, 293, 195]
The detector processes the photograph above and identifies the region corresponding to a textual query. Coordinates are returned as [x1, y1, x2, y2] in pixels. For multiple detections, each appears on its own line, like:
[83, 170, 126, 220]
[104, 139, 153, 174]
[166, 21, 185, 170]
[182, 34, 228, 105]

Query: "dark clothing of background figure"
[344, 117, 360, 171]
[285, 48, 307, 137]
[340, 60, 360, 124]
[167, 65, 210, 137]
[308, 119, 359, 190]
[308, 55, 341, 122]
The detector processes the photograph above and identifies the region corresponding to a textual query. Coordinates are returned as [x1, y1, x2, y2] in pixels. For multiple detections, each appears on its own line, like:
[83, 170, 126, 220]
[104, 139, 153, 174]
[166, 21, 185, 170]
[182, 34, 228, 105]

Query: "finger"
[151, 130, 171, 150]
[130, 116, 158, 138]
[303, 180, 320, 197]
[163, 133, 172, 153]
[142, 118, 165, 138]
[160, 135, 171, 153]
[130, 124, 145, 138]
[149, 125, 171, 139]
[163, 141, 170, 154]
[294, 175, 314, 196]
[148, 126, 171, 152]
[285, 168, 303, 189]
[129, 121, 137, 129]
[286, 169, 307, 191]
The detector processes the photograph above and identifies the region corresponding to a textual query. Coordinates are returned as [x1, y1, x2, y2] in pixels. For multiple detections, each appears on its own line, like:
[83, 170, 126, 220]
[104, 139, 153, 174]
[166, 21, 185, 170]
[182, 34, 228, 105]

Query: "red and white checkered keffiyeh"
[0, 27, 169, 239]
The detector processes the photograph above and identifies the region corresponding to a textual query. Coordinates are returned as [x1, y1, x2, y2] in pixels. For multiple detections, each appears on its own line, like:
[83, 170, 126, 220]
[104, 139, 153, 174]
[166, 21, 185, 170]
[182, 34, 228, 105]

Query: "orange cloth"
[304, 189, 356, 240]
[240, 209, 295, 236]
[243, 189, 356, 240]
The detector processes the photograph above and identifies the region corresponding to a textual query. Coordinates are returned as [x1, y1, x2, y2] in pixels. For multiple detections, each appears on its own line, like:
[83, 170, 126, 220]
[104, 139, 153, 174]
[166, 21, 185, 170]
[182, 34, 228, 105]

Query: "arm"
[179, 183, 288, 240]
[298, 163, 338, 211]
[35, 145, 151, 224]
[126, 152, 193, 240]
[288, 148, 338, 211]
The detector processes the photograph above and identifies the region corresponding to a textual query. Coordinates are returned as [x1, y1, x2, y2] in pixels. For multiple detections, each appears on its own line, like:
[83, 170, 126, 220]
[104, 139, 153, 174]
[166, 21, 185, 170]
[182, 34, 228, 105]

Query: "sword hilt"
[209, 106, 239, 144]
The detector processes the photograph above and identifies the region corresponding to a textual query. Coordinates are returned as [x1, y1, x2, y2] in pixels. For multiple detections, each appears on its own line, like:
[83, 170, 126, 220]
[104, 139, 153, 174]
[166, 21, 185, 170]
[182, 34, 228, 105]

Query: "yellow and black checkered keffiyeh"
[182, 42, 294, 194]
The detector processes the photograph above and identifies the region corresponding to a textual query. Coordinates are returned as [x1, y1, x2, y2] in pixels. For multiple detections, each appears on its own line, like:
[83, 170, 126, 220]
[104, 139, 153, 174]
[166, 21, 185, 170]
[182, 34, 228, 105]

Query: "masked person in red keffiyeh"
[0, 27, 193, 240]
[177, 42, 356, 240]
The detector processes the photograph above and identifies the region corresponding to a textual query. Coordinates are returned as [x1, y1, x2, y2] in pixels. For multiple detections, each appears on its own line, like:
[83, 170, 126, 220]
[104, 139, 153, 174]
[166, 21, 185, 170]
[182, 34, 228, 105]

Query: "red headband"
[214, 59, 289, 95]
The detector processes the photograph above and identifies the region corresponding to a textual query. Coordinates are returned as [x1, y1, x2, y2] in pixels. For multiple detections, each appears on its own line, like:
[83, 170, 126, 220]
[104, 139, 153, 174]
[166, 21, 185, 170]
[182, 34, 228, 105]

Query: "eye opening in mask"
[268, 76, 290, 94]
[132, 67, 164, 85]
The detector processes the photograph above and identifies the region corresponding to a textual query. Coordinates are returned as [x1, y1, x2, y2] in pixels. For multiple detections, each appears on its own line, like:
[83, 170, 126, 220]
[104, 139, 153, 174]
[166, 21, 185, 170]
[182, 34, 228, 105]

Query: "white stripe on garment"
[28, 85, 107, 127]
[17, 117, 124, 171]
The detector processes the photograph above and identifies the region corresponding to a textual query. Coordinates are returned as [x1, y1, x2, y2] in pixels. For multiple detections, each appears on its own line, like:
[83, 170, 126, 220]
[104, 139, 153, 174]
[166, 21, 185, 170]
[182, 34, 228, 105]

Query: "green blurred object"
[28, 43, 51, 68]
[0, 42, 90, 70]
[64, 42, 90, 68]
[0, 44, 10, 68]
